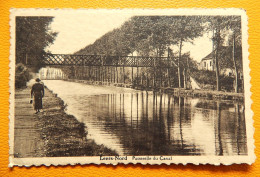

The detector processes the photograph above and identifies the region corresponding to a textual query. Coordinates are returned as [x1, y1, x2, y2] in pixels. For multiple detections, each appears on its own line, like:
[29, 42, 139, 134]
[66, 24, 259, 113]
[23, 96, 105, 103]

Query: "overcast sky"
[46, 14, 213, 62]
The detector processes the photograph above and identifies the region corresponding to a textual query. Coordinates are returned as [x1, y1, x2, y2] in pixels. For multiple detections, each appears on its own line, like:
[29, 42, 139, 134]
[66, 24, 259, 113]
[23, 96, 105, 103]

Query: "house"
[199, 48, 237, 77]
[199, 53, 215, 71]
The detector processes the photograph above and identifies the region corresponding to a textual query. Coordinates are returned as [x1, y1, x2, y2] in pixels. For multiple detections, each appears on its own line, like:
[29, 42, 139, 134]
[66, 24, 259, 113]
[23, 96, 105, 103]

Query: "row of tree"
[75, 15, 243, 92]
[16, 17, 57, 70]
[15, 16, 243, 92]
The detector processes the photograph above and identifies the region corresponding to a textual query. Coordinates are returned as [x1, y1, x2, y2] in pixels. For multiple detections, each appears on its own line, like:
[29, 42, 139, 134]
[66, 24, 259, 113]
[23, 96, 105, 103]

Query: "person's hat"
[35, 78, 41, 82]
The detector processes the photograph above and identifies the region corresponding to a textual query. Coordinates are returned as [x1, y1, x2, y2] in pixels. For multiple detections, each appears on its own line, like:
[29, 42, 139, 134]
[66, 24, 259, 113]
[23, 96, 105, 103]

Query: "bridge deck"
[43, 54, 178, 67]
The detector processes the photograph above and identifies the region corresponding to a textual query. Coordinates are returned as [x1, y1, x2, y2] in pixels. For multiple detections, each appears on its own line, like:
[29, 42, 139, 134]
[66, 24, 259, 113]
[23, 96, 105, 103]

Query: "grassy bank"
[39, 88, 118, 157]
[65, 78, 244, 102]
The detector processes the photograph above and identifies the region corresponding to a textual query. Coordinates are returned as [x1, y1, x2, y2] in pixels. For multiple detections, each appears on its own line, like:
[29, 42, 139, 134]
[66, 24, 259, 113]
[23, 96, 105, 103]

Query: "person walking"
[31, 78, 44, 114]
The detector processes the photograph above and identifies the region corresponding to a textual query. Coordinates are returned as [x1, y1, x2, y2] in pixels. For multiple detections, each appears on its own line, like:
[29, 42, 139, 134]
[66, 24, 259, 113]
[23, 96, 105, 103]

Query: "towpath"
[14, 87, 45, 158]
[13, 86, 117, 158]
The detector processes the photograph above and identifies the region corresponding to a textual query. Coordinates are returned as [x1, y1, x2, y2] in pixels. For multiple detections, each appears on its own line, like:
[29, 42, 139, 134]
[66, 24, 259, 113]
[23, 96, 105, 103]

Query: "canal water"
[43, 80, 247, 156]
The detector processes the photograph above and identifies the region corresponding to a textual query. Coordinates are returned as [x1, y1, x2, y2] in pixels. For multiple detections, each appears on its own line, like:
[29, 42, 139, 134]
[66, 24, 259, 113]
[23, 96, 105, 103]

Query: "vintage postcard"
[9, 8, 255, 166]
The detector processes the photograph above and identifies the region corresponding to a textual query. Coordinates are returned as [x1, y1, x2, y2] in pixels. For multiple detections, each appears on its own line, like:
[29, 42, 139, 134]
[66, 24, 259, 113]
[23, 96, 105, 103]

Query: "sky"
[46, 13, 213, 63]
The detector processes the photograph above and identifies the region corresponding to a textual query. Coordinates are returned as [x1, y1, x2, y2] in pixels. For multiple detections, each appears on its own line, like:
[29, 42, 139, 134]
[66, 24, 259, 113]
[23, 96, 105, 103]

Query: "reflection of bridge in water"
[40, 54, 182, 89]
[43, 80, 248, 156]
[33, 52, 247, 156]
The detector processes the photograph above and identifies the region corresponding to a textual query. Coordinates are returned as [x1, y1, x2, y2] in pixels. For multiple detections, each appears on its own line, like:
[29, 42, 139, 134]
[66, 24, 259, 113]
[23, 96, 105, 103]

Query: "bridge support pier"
[146, 71, 149, 89]
[116, 67, 118, 83]
[136, 67, 139, 86]
[113, 67, 116, 83]
[141, 69, 143, 86]
[110, 66, 113, 83]
[123, 66, 125, 84]
[131, 67, 134, 86]
[102, 66, 104, 83]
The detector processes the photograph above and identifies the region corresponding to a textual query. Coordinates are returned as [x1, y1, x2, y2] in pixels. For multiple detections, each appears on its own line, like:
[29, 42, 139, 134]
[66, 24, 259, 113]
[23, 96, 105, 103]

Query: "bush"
[220, 76, 234, 92]
[15, 63, 31, 88]
[191, 69, 216, 85]
[191, 69, 238, 92]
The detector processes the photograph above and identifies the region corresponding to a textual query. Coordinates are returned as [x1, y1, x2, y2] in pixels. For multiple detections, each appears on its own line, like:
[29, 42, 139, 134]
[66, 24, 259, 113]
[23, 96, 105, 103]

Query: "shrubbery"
[191, 69, 238, 92]
[15, 63, 31, 88]
[191, 69, 216, 86]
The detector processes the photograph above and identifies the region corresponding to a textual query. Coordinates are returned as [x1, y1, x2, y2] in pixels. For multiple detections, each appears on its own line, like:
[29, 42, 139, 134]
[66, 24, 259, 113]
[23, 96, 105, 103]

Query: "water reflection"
[44, 80, 247, 156]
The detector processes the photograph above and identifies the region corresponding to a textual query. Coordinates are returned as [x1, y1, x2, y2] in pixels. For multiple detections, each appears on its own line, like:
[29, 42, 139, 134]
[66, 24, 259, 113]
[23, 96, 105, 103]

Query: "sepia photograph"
[9, 9, 254, 166]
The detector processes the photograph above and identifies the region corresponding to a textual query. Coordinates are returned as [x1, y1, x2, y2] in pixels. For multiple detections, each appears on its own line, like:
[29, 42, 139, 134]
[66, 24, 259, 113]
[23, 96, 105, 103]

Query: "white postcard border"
[9, 8, 255, 167]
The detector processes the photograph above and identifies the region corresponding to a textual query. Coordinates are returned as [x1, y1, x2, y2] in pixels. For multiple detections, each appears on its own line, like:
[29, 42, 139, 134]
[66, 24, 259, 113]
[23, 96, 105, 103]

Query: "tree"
[168, 16, 204, 88]
[213, 18, 222, 91]
[145, 17, 172, 57]
[74, 16, 204, 89]
[206, 16, 242, 92]
[16, 17, 57, 69]
[228, 16, 242, 93]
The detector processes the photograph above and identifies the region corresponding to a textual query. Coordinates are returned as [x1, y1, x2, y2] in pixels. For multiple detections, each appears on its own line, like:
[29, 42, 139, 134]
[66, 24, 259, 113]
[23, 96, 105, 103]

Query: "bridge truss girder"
[43, 54, 178, 68]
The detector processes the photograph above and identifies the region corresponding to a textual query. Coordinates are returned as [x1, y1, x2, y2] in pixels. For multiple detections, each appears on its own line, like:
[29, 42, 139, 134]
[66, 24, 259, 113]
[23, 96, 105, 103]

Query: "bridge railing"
[43, 54, 178, 68]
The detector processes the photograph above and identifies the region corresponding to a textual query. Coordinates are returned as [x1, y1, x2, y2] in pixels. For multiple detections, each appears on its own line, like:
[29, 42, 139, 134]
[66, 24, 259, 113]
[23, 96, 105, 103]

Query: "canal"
[43, 80, 247, 156]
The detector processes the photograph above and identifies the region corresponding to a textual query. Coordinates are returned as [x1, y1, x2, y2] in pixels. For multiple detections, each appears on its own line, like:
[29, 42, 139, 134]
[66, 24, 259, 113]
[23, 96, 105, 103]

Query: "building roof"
[200, 46, 230, 63]
[200, 52, 214, 63]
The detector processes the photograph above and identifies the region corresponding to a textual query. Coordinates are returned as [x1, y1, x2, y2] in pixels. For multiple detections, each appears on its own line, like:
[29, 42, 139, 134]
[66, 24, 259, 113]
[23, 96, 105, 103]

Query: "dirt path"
[14, 87, 45, 158]
[14, 86, 117, 158]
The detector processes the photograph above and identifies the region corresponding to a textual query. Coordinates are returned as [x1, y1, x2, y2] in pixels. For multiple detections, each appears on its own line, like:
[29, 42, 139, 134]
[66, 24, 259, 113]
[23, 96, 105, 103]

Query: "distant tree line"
[75, 15, 243, 92]
[14, 16, 243, 92]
